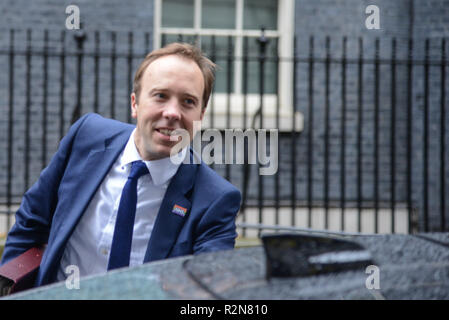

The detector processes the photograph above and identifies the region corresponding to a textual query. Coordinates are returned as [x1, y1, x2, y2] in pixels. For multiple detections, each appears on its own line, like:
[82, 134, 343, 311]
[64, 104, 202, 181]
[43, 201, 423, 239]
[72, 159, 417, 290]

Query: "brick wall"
[411, 0, 449, 229]
[0, 0, 448, 231]
[0, 0, 153, 201]
[288, 0, 449, 231]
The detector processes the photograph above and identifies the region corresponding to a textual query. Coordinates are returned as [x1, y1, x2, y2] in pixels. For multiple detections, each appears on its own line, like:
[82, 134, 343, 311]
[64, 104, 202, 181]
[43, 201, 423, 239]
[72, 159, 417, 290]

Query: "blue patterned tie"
[107, 160, 149, 270]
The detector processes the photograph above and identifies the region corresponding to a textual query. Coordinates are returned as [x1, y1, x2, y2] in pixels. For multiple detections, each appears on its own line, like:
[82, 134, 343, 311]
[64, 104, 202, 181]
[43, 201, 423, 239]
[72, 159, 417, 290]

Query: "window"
[154, 0, 302, 131]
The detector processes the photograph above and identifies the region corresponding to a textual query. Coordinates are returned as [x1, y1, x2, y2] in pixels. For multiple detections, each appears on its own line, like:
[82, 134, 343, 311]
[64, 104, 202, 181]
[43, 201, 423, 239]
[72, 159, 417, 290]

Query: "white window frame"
[154, 0, 303, 132]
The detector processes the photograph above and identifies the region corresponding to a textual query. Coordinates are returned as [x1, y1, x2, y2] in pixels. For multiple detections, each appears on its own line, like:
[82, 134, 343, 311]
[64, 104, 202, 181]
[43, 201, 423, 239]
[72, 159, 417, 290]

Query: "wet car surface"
[4, 232, 449, 300]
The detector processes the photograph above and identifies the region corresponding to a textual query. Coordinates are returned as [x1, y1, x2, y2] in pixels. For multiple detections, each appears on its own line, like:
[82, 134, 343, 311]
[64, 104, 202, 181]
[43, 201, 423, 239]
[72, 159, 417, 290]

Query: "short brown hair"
[133, 42, 216, 109]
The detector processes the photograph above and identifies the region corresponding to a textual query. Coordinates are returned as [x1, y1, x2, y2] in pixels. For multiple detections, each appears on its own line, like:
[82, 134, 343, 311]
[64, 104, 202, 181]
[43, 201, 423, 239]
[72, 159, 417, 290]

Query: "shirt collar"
[120, 129, 187, 186]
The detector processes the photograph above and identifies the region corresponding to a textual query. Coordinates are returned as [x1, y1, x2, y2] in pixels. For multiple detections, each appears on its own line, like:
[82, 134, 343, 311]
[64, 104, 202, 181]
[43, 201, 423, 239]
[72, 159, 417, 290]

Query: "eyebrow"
[149, 88, 200, 103]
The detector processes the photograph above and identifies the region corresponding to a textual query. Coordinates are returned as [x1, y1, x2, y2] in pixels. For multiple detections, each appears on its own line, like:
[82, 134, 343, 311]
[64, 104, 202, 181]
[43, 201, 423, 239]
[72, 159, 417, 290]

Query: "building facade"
[0, 0, 448, 233]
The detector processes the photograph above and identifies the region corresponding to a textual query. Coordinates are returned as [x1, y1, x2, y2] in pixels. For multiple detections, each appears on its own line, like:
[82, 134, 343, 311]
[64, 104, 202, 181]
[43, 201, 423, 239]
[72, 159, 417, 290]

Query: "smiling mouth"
[156, 128, 174, 136]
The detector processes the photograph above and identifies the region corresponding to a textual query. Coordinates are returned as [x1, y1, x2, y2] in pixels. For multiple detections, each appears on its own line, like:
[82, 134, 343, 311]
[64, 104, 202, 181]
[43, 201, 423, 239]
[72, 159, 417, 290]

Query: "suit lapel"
[59, 129, 133, 252]
[44, 126, 133, 284]
[144, 150, 198, 262]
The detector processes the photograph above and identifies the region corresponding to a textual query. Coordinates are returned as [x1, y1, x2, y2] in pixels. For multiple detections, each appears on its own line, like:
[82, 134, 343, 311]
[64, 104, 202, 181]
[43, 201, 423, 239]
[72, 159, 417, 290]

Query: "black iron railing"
[0, 29, 448, 236]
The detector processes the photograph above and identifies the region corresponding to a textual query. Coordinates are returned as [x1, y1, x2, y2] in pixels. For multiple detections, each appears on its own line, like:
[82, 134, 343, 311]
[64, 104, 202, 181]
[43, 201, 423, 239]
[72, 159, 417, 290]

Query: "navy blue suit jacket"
[0, 113, 241, 286]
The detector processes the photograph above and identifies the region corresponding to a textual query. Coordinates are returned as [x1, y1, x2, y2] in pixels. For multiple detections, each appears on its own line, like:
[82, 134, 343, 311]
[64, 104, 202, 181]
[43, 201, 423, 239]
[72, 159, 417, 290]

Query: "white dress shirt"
[56, 129, 187, 281]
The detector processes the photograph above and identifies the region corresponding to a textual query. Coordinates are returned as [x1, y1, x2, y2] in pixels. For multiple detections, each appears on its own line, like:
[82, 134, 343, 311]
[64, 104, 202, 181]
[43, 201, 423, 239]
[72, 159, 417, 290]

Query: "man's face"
[131, 54, 205, 161]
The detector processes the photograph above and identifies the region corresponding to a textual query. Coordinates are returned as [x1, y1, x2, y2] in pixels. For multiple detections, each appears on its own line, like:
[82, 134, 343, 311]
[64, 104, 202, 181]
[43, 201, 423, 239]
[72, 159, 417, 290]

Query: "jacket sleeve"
[192, 189, 241, 254]
[0, 114, 91, 266]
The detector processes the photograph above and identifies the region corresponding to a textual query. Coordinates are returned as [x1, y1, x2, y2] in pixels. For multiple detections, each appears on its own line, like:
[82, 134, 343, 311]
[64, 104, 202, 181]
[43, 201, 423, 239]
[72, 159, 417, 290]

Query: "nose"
[162, 98, 181, 121]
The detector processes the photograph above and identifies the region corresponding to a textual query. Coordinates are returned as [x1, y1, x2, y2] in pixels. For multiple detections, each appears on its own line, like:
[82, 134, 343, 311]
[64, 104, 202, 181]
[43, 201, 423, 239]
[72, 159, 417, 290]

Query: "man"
[0, 43, 241, 287]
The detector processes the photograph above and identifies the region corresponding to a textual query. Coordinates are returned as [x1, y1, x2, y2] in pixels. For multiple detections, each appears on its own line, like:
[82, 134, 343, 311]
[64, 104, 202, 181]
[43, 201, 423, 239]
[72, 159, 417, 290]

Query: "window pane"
[201, 36, 235, 94]
[243, 0, 277, 30]
[162, 0, 194, 28]
[202, 0, 236, 29]
[242, 36, 278, 94]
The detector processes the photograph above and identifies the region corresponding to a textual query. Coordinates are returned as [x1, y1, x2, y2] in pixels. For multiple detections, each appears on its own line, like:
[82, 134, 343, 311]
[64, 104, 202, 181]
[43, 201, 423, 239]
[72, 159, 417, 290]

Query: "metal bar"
[41, 30, 49, 170]
[209, 36, 216, 171]
[241, 36, 248, 238]
[424, 38, 430, 232]
[24, 29, 31, 191]
[258, 31, 266, 235]
[7, 29, 14, 229]
[127, 31, 134, 123]
[210, 35, 216, 130]
[390, 38, 397, 233]
[1, 46, 445, 65]
[71, 31, 86, 124]
[94, 31, 99, 114]
[374, 38, 380, 233]
[226, 35, 233, 124]
[307, 36, 314, 228]
[225, 35, 232, 182]
[146, 32, 151, 52]
[406, 39, 414, 233]
[324, 36, 330, 229]
[161, 33, 166, 47]
[192, 33, 199, 46]
[340, 36, 347, 231]
[258, 29, 268, 133]
[440, 38, 446, 231]
[291, 36, 298, 229]
[160, 27, 279, 38]
[59, 31, 66, 140]
[274, 37, 280, 229]
[242, 36, 248, 129]
[357, 38, 364, 232]
[110, 31, 116, 119]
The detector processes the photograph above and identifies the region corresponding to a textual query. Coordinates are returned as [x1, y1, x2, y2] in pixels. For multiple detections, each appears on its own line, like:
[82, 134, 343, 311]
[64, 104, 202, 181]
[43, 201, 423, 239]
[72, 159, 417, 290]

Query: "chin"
[148, 146, 173, 160]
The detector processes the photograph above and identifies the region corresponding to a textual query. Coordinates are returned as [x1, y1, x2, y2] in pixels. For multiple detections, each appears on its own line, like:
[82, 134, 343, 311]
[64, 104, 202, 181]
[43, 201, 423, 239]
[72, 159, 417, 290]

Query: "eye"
[184, 98, 196, 107]
[155, 92, 166, 99]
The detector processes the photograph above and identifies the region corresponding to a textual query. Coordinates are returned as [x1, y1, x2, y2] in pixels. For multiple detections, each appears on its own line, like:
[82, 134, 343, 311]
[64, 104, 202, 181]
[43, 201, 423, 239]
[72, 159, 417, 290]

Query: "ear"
[200, 106, 206, 121]
[131, 93, 138, 119]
